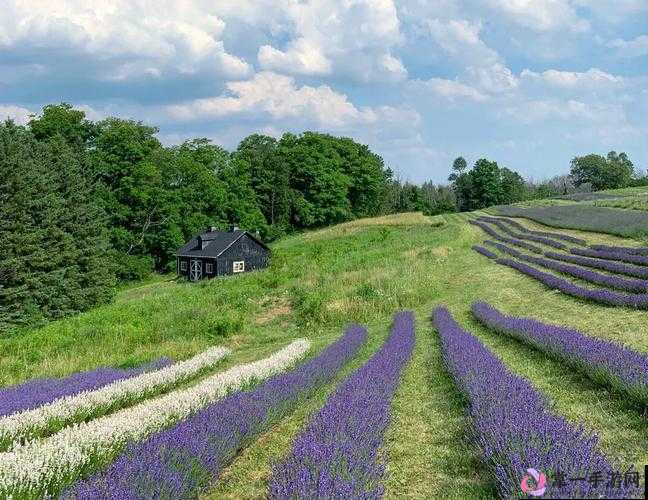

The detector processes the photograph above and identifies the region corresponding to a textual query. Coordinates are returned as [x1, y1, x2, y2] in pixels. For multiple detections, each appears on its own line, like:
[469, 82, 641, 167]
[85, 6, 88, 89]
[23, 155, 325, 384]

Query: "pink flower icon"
[521, 468, 547, 496]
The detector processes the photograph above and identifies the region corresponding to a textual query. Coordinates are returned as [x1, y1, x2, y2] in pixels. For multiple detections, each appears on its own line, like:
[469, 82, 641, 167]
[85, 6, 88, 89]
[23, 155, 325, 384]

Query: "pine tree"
[0, 121, 115, 332]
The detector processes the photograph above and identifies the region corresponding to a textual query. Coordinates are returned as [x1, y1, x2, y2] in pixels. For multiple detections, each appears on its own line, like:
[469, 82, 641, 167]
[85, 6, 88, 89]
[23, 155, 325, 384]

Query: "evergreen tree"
[0, 121, 114, 331]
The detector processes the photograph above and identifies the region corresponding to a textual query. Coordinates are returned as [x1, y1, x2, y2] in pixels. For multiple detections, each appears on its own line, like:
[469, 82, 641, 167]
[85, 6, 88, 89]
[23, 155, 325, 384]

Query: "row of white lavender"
[0, 346, 231, 450]
[0, 339, 310, 498]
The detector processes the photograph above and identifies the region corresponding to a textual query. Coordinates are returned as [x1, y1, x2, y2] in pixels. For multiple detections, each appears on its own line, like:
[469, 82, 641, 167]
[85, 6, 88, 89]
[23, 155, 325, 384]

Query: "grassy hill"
[1, 208, 647, 497]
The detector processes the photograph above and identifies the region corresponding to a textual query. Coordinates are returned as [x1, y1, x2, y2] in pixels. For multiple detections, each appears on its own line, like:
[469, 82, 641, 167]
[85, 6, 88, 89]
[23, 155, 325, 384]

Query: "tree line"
[1, 102, 645, 331]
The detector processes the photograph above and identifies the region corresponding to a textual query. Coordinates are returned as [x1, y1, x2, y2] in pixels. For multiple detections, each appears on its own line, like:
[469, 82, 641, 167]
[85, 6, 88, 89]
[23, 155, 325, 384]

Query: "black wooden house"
[175, 226, 270, 281]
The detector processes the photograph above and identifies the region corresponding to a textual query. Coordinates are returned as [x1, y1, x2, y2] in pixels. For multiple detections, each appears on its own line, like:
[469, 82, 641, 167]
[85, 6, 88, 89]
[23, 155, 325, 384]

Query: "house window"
[233, 261, 245, 273]
[206, 263, 213, 273]
[180, 261, 187, 271]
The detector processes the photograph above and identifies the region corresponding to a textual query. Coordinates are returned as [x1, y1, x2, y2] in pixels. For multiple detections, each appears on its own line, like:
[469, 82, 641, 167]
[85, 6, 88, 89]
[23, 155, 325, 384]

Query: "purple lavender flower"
[63, 324, 367, 499]
[473, 245, 499, 260]
[268, 311, 415, 499]
[544, 250, 648, 279]
[590, 244, 648, 256]
[469, 220, 543, 253]
[484, 240, 648, 293]
[572, 247, 648, 267]
[471, 301, 648, 407]
[0, 358, 171, 418]
[476, 217, 568, 249]
[479, 216, 587, 245]
[433, 306, 641, 499]
[490, 255, 648, 309]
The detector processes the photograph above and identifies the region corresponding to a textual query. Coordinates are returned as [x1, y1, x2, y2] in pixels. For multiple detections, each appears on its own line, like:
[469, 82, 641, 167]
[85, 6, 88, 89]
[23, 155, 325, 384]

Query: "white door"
[190, 260, 202, 281]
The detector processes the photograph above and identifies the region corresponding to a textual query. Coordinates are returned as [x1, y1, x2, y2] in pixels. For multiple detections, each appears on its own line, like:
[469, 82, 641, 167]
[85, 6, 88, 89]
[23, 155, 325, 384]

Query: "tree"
[0, 121, 114, 331]
[469, 159, 504, 208]
[570, 152, 634, 191]
[233, 134, 290, 231]
[450, 158, 527, 211]
[277, 132, 352, 228]
[448, 156, 468, 182]
[499, 167, 527, 204]
[420, 181, 456, 214]
[330, 137, 389, 219]
[28, 103, 98, 149]
[90, 118, 164, 278]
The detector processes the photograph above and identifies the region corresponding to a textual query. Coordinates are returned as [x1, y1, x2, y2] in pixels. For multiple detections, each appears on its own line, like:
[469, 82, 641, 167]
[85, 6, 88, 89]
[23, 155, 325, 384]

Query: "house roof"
[175, 229, 269, 258]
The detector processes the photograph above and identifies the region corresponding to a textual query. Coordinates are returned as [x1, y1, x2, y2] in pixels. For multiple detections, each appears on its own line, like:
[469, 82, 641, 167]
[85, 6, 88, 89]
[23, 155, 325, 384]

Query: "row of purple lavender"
[469, 220, 543, 254]
[572, 247, 648, 266]
[477, 216, 648, 268]
[484, 240, 648, 293]
[496, 217, 587, 245]
[545, 250, 648, 279]
[591, 244, 648, 256]
[268, 311, 415, 499]
[471, 218, 648, 308]
[472, 302, 648, 407]
[433, 306, 640, 499]
[476, 216, 568, 249]
[478, 216, 586, 246]
[0, 358, 172, 418]
[63, 325, 367, 499]
[478, 250, 648, 309]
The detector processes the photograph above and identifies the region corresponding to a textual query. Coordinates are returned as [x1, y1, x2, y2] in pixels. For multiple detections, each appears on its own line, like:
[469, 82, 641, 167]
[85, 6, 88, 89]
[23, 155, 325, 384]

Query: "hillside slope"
[1, 211, 646, 498]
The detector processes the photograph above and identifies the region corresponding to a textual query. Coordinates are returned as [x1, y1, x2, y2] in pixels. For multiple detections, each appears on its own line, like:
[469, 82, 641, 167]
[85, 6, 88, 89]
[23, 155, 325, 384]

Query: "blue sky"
[1, 1, 647, 183]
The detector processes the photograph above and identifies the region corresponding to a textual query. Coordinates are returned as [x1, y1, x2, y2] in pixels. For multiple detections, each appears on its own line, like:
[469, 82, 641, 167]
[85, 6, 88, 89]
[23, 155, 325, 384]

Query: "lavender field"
[1, 210, 647, 498]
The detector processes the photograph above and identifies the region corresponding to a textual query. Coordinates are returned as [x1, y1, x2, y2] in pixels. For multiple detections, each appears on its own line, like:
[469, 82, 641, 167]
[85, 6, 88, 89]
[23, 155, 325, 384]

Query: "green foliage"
[0, 121, 115, 331]
[570, 151, 635, 191]
[451, 158, 527, 211]
[234, 131, 391, 234]
[449, 156, 467, 181]
[28, 103, 98, 148]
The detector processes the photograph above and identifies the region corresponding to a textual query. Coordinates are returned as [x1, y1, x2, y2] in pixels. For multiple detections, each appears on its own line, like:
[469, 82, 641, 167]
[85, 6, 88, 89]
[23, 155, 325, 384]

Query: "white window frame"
[206, 262, 213, 273]
[180, 261, 187, 271]
[233, 261, 245, 273]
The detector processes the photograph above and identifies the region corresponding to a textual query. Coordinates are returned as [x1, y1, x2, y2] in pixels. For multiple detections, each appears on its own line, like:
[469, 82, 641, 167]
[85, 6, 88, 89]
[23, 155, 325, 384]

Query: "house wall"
[217, 234, 269, 276]
[177, 256, 217, 279]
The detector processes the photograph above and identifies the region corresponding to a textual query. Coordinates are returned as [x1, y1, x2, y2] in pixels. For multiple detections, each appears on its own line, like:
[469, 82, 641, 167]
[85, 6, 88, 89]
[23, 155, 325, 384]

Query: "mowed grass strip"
[2, 212, 647, 497]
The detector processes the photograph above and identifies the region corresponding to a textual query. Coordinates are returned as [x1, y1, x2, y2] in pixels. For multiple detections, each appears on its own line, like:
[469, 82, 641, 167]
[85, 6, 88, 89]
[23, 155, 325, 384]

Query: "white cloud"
[167, 71, 417, 129]
[425, 18, 499, 66]
[258, 38, 331, 76]
[575, 0, 648, 21]
[409, 78, 487, 102]
[467, 63, 519, 94]
[0, 1, 251, 80]
[608, 35, 648, 58]
[255, 0, 407, 82]
[484, 0, 589, 32]
[504, 99, 632, 128]
[0, 105, 33, 125]
[424, 19, 519, 94]
[521, 68, 624, 89]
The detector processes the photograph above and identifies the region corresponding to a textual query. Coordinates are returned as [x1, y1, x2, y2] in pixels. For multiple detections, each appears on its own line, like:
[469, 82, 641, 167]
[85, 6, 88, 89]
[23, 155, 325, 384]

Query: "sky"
[1, 1, 647, 183]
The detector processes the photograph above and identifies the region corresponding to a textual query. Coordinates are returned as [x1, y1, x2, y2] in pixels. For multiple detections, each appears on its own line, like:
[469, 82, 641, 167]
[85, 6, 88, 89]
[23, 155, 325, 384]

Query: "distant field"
[1, 210, 646, 498]
[494, 204, 648, 239]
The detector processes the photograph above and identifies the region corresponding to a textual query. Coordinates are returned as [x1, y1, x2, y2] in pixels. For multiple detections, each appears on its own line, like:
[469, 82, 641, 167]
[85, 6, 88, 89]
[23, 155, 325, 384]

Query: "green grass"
[2, 211, 647, 498]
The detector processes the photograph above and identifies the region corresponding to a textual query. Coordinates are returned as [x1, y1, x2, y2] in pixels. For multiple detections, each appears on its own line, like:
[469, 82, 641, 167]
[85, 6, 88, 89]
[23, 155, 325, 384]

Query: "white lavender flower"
[0, 339, 310, 498]
[0, 346, 231, 449]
